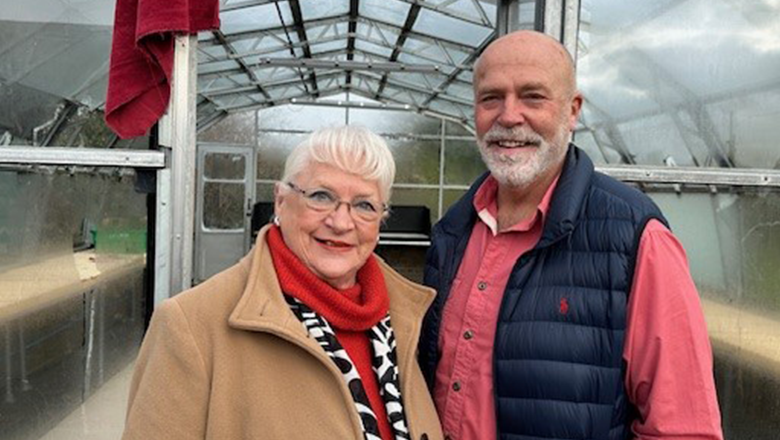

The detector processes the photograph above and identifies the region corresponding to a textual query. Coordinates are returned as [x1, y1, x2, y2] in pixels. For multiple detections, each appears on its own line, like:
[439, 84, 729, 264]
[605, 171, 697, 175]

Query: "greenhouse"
[1, 0, 779, 438]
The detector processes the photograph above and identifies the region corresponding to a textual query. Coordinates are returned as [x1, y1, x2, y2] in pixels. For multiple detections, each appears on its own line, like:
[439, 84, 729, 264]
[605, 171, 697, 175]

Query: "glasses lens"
[303, 189, 338, 211]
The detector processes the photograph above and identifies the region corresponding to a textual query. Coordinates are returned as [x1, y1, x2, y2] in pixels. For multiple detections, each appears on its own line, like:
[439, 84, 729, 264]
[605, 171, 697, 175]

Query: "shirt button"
[463, 330, 474, 340]
[452, 381, 461, 392]
[477, 281, 487, 291]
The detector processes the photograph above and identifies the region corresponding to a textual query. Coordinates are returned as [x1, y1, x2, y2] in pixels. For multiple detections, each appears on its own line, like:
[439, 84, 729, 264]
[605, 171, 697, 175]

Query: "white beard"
[477, 123, 571, 189]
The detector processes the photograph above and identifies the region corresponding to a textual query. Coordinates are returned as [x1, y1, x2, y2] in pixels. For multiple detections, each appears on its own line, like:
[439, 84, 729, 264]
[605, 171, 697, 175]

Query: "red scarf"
[267, 226, 394, 440]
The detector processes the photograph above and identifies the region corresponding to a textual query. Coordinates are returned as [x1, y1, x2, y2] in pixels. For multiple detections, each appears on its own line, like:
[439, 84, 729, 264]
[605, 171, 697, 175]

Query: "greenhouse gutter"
[598, 165, 780, 188]
[0, 146, 165, 168]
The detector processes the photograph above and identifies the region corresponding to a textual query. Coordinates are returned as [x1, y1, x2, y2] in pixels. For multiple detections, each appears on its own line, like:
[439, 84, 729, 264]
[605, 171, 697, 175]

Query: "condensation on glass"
[644, 186, 780, 438]
[575, 0, 780, 170]
[0, 165, 147, 440]
[0, 1, 148, 149]
[578, 1, 780, 436]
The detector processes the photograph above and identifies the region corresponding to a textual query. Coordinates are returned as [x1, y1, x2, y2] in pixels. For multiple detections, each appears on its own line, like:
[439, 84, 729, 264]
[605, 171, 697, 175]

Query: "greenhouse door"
[195, 144, 255, 283]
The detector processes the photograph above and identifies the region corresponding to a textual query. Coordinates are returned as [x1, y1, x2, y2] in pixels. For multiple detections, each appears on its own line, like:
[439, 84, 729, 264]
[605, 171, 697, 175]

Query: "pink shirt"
[433, 175, 723, 440]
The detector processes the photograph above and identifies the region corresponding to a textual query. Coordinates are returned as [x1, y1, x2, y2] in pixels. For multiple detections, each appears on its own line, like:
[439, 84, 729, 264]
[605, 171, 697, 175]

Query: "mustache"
[480, 126, 544, 144]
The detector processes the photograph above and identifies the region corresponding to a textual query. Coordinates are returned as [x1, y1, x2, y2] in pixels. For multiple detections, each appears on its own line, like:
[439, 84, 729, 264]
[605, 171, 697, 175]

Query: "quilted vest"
[422, 146, 668, 440]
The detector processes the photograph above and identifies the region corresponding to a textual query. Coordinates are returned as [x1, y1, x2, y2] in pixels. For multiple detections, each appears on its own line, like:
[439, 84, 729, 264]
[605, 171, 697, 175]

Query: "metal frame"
[597, 165, 780, 188]
[0, 146, 165, 168]
[158, 35, 199, 300]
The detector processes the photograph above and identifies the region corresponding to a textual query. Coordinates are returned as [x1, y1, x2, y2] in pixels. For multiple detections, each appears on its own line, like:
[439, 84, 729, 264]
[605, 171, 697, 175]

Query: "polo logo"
[559, 298, 569, 315]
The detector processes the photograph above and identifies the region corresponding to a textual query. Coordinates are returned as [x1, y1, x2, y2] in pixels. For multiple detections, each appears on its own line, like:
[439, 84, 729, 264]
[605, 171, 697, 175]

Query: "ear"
[567, 92, 584, 131]
[273, 182, 286, 217]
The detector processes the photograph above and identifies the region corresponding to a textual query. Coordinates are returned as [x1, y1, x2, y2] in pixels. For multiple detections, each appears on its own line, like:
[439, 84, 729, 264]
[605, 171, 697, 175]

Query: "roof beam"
[393, 0, 492, 27]
[287, 0, 319, 97]
[375, 3, 422, 99]
[358, 15, 477, 53]
[420, 31, 494, 108]
[200, 14, 351, 47]
[251, 57, 446, 72]
[345, 0, 360, 86]
[220, 0, 281, 13]
[354, 70, 472, 107]
[211, 30, 273, 102]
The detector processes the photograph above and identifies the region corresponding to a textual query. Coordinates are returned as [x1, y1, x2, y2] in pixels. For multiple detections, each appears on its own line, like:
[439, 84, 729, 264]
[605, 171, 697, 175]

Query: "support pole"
[158, 34, 198, 297]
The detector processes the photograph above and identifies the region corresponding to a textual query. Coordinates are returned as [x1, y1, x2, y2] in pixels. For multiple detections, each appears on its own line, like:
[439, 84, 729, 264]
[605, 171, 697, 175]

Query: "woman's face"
[274, 162, 384, 289]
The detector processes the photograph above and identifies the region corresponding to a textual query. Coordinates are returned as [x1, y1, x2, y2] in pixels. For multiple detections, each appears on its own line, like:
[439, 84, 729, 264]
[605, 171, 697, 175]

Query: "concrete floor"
[37, 361, 133, 440]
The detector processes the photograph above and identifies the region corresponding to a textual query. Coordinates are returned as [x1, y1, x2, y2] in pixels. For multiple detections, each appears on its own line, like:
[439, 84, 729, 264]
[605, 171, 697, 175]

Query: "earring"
[272, 215, 280, 226]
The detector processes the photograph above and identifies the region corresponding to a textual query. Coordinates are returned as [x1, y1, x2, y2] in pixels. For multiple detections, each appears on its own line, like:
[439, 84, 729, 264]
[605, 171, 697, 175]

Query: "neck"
[495, 163, 561, 231]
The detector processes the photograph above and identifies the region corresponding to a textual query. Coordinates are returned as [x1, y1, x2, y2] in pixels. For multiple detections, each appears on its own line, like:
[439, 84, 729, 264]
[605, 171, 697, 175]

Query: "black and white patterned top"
[285, 295, 411, 440]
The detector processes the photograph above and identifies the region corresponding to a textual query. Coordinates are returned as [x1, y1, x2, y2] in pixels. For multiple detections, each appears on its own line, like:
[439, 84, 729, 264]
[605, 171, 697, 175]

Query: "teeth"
[495, 140, 530, 148]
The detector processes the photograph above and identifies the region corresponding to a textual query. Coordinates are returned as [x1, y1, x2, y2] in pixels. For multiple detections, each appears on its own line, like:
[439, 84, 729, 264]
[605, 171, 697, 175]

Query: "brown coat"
[123, 226, 443, 440]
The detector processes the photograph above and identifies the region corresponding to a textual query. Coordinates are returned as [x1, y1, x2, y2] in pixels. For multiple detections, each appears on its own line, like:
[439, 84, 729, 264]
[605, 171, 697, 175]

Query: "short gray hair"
[281, 125, 396, 201]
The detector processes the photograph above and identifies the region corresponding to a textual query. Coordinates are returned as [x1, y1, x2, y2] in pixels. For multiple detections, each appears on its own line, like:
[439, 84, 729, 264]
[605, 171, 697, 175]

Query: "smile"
[315, 237, 353, 249]
[490, 140, 539, 149]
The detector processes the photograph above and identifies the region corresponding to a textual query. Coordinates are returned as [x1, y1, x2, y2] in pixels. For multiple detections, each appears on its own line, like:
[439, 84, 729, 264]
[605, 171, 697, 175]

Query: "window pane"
[0, 166, 146, 440]
[204, 153, 247, 180]
[444, 139, 486, 185]
[578, 0, 780, 168]
[256, 132, 306, 180]
[647, 187, 780, 438]
[203, 182, 245, 230]
[388, 138, 440, 185]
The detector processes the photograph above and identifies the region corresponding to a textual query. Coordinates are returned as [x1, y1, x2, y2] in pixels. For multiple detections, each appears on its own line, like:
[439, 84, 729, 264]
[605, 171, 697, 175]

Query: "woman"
[122, 126, 443, 440]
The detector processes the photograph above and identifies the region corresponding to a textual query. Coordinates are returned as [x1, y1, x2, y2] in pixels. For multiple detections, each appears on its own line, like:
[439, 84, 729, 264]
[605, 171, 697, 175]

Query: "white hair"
[281, 125, 396, 201]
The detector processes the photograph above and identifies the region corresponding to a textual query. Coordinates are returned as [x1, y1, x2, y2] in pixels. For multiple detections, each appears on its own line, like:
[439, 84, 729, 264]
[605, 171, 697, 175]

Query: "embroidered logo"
[559, 298, 570, 315]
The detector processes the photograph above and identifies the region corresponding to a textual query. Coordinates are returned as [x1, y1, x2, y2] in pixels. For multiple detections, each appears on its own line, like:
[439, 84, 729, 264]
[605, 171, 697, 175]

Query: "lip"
[314, 237, 355, 250]
[489, 139, 539, 149]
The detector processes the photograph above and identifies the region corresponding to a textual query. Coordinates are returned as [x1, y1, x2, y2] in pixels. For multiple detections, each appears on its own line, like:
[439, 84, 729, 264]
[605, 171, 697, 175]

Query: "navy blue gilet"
[421, 146, 668, 440]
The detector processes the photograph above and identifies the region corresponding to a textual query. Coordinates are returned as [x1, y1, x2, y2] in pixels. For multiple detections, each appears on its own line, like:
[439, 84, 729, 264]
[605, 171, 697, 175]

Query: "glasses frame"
[284, 181, 388, 222]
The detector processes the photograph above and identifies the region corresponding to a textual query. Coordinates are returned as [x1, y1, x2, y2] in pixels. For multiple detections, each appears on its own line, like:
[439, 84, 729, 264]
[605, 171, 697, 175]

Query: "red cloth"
[266, 226, 394, 440]
[105, 0, 220, 138]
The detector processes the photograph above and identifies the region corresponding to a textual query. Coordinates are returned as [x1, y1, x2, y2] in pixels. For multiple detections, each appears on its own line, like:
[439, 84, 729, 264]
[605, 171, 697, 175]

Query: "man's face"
[473, 33, 582, 188]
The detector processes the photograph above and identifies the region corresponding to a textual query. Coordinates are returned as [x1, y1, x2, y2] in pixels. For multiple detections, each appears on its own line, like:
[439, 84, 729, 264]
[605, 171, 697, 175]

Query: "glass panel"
[444, 138, 486, 185]
[578, 0, 780, 168]
[255, 183, 276, 204]
[204, 153, 247, 180]
[414, 8, 492, 47]
[300, 0, 349, 19]
[309, 39, 347, 55]
[355, 40, 394, 58]
[445, 120, 474, 137]
[203, 182, 245, 230]
[348, 107, 442, 135]
[646, 187, 780, 439]
[0, 165, 146, 440]
[256, 132, 308, 180]
[360, 0, 411, 26]
[199, 112, 257, 145]
[388, 139, 440, 185]
[257, 103, 347, 132]
[220, 3, 288, 35]
[389, 188, 439, 223]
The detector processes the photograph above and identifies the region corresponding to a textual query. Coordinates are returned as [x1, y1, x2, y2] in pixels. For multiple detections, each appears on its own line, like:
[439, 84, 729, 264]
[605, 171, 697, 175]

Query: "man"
[420, 30, 723, 440]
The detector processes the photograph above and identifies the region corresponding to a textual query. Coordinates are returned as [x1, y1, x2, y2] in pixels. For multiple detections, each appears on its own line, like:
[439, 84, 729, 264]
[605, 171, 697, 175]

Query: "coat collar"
[228, 225, 435, 350]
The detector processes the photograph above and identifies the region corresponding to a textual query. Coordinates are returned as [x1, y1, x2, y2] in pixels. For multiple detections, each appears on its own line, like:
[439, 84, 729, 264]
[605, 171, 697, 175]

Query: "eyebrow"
[310, 183, 379, 200]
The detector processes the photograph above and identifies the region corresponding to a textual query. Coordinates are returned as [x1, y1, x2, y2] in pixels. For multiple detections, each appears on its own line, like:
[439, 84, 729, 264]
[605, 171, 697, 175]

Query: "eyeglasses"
[285, 182, 387, 222]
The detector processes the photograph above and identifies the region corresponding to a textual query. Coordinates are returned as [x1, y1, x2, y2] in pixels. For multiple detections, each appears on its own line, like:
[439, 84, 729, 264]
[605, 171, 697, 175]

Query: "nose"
[496, 96, 526, 128]
[324, 201, 356, 231]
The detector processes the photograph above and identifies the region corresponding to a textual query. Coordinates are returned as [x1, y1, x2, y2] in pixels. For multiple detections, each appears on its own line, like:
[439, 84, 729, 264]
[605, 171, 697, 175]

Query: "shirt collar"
[472, 173, 561, 236]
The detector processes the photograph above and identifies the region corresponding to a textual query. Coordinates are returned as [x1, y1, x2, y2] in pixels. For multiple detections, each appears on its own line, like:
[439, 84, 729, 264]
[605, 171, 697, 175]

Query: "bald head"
[474, 30, 577, 99]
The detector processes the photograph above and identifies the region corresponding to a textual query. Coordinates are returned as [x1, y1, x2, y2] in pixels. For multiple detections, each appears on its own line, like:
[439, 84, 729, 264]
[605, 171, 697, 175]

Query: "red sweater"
[267, 226, 394, 440]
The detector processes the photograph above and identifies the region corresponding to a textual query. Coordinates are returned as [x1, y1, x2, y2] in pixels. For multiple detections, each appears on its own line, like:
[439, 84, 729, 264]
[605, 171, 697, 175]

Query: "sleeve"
[122, 299, 211, 440]
[623, 219, 723, 440]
